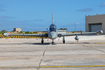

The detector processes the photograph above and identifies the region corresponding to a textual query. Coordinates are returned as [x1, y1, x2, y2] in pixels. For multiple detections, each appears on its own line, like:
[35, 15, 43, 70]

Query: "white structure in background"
[57, 28, 67, 34]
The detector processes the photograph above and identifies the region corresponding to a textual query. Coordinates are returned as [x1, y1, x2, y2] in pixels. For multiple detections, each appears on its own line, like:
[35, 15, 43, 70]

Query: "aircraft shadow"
[0, 42, 50, 45]
[24, 42, 91, 45]
[24, 43, 50, 45]
[0, 43, 25, 45]
[56, 42, 90, 44]
[0, 42, 92, 45]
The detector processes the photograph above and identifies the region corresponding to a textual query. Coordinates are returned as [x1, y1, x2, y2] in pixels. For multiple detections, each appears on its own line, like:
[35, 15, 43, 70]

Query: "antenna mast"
[52, 13, 54, 24]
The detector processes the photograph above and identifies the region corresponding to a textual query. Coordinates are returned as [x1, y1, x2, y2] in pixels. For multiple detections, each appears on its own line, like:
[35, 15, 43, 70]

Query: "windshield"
[49, 24, 57, 32]
[50, 27, 56, 32]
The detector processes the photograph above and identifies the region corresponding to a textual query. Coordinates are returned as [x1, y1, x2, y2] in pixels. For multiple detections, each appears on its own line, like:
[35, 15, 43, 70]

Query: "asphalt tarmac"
[0, 35, 105, 70]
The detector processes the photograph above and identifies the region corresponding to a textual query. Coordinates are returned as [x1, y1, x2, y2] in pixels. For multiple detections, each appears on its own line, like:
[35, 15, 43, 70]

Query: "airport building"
[13, 28, 22, 32]
[85, 14, 105, 34]
[57, 28, 67, 34]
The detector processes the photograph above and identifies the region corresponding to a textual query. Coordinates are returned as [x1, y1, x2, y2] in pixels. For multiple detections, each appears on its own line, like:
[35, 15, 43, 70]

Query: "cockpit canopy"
[49, 24, 57, 32]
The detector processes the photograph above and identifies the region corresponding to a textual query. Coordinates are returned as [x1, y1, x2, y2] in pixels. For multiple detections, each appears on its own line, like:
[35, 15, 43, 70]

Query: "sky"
[0, 0, 105, 31]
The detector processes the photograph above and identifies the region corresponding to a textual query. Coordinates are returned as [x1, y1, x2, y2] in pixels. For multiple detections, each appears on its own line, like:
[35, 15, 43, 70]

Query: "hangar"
[85, 14, 105, 34]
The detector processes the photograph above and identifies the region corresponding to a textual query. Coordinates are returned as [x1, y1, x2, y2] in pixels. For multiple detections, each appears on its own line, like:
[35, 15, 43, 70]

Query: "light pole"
[75, 23, 76, 32]
[25, 26, 27, 32]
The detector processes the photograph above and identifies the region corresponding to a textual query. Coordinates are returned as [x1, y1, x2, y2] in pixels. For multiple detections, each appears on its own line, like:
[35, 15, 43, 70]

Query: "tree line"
[0, 29, 38, 34]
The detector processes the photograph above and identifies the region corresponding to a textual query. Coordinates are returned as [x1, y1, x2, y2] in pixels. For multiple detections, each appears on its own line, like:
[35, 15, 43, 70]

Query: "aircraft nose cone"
[50, 32, 57, 39]
[52, 35, 55, 38]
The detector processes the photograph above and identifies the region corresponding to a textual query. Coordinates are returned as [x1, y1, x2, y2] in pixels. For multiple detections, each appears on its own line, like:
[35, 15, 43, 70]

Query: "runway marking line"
[40, 65, 105, 68]
[96, 42, 105, 44]
[0, 65, 105, 69]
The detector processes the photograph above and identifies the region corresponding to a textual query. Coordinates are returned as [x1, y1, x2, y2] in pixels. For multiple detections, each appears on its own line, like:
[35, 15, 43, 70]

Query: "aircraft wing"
[61, 30, 103, 36]
[3, 33, 48, 37]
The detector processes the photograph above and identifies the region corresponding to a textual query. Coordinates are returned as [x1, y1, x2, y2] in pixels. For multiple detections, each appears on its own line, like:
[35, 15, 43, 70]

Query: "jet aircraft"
[4, 13, 103, 44]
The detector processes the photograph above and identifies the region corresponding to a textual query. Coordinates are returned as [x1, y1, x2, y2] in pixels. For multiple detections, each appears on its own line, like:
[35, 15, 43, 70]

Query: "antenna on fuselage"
[52, 13, 54, 24]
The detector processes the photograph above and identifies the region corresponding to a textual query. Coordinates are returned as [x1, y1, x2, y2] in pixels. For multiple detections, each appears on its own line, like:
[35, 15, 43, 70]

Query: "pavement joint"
[37, 45, 48, 70]
[83, 45, 105, 53]
[85, 46, 105, 53]
[92, 48, 105, 53]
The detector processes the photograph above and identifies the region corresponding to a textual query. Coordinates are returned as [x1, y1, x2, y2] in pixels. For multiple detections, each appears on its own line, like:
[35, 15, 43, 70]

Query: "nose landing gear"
[52, 39, 55, 45]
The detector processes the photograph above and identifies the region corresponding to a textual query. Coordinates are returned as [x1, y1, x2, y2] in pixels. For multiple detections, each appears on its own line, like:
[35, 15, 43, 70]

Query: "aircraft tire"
[63, 40, 65, 44]
[52, 42, 54, 44]
[63, 36, 65, 44]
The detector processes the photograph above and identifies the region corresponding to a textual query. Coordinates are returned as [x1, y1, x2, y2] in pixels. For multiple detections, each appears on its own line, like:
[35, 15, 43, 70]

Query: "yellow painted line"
[40, 65, 105, 68]
[0, 65, 105, 69]
[0, 35, 48, 39]
[96, 42, 105, 44]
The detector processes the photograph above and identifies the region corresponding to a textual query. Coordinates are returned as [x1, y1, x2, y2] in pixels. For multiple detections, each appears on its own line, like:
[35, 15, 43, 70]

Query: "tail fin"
[52, 13, 54, 24]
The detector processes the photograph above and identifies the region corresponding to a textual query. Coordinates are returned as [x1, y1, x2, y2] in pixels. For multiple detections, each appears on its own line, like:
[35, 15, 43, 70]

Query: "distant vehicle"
[4, 13, 103, 45]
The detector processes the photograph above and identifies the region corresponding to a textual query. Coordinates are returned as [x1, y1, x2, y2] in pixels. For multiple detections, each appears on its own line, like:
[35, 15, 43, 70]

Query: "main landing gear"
[63, 36, 65, 44]
[41, 38, 44, 44]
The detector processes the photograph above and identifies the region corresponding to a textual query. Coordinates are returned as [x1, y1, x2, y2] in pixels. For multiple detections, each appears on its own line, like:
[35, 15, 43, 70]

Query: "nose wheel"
[52, 42, 54, 44]
[52, 39, 55, 45]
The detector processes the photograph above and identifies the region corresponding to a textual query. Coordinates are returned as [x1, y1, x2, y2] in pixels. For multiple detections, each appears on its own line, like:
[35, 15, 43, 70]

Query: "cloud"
[0, 20, 33, 25]
[0, 19, 47, 31]
[0, 15, 12, 20]
[76, 8, 93, 12]
[34, 19, 44, 21]
[67, 23, 80, 26]
[76, 22, 80, 25]
[0, 4, 4, 7]
[68, 23, 71, 25]
[0, 4, 6, 12]
[0, 9, 5, 12]
[100, 2, 105, 7]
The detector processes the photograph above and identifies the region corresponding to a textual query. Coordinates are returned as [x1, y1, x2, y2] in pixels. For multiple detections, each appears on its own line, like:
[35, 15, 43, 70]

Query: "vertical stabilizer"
[52, 13, 53, 24]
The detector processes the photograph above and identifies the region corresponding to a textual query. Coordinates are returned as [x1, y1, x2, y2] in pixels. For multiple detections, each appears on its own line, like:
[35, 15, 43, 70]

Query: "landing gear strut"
[75, 35, 79, 43]
[41, 38, 44, 44]
[52, 39, 55, 45]
[63, 36, 65, 44]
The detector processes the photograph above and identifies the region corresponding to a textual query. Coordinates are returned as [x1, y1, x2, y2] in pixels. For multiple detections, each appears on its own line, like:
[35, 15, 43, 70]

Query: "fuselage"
[48, 24, 58, 39]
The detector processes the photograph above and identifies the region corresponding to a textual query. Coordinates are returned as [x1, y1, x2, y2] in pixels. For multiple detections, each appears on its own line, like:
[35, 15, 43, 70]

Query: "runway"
[0, 35, 105, 70]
